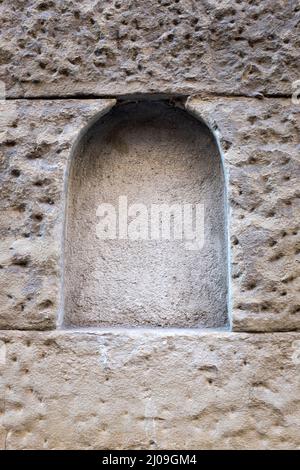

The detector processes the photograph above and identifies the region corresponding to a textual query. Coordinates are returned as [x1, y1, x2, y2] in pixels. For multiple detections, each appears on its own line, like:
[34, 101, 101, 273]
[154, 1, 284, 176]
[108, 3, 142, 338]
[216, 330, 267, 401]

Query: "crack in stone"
[5, 92, 293, 101]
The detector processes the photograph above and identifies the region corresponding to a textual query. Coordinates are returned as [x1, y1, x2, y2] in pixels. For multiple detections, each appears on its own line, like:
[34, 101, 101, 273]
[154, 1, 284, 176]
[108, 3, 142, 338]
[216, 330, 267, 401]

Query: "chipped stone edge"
[57, 98, 117, 329]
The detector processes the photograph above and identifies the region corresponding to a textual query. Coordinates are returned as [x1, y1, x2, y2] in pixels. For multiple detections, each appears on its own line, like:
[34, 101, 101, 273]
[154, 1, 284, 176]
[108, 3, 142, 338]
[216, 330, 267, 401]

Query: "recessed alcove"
[63, 101, 228, 328]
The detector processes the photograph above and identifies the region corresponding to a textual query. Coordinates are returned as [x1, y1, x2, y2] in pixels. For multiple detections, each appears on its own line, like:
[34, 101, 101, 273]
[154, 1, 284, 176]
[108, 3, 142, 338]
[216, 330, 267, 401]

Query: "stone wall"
[1, 0, 299, 97]
[0, 0, 299, 450]
[1, 331, 300, 450]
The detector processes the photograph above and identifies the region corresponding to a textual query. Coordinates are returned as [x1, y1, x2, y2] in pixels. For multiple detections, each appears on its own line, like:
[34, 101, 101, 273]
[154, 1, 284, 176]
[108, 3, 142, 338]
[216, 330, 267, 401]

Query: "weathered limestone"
[0, 0, 299, 452]
[0, 0, 299, 98]
[0, 330, 300, 450]
[0, 99, 115, 329]
[0, 98, 298, 331]
[187, 98, 300, 332]
[65, 101, 228, 328]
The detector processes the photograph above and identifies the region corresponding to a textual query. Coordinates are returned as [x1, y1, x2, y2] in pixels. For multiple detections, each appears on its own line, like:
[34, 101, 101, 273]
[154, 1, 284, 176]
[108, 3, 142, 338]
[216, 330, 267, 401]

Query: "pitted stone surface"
[187, 97, 300, 332]
[0, 0, 299, 97]
[0, 330, 300, 449]
[0, 97, 299, 331]
[1, 0, 300, 452]
[0, 99, 115, 329]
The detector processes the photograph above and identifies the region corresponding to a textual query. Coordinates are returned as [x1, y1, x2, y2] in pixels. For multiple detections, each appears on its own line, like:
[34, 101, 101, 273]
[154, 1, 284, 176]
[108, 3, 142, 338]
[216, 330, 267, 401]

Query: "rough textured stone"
[187, 97, 300, 332]
[65, 101, 228, 328]
[1, 0, 299, 452]
[1, 97, 298, 332]
[0, 99, 115, 329]
[0, 330, 300, 449]
[0, 0, 299, 98]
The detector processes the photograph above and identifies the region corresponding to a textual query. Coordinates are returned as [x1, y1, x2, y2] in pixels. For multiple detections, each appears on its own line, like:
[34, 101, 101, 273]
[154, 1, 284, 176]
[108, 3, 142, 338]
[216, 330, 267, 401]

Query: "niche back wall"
[64, 101, 228, 328]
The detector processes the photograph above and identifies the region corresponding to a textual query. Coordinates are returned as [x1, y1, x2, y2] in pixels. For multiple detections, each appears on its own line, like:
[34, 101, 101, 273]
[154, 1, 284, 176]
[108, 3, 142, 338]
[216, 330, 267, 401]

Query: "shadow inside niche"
[63, 100, 229, 329]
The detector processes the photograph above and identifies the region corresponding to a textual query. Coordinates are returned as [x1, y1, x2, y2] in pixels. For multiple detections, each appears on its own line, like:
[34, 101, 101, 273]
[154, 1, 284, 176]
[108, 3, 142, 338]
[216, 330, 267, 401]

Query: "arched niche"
[63, 101, 228, 328]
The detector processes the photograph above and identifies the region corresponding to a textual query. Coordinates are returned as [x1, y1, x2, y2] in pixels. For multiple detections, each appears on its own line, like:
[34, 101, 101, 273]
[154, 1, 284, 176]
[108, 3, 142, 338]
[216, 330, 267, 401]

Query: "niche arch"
[63, 100, 229, 328]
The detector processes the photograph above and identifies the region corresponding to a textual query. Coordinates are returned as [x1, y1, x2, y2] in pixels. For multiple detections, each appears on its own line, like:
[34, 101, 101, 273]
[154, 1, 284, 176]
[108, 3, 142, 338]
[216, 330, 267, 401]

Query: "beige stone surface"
[1, 0, 299, 452]
[0, 329, 299, 449]
[0, 99, 115, 329]
[187, 98, 300, 332]
[65, 101, 228, 328]
[0, 0, 299, 98]
[1, 97, 299, 331]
